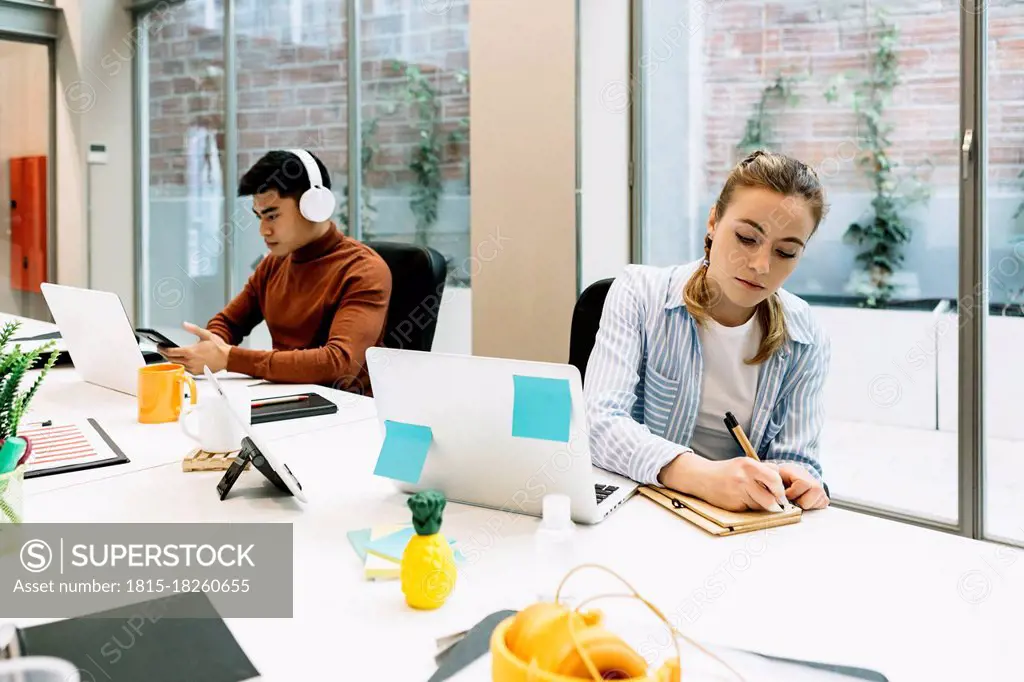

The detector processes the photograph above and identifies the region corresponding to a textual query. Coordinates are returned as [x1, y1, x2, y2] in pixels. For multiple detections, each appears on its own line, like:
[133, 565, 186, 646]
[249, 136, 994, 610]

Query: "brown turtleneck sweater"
[206, 226, 391, 394]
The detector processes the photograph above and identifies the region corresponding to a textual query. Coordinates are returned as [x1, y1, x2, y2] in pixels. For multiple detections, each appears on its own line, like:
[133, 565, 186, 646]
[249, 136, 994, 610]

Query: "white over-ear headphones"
[288, 148, 336, 223]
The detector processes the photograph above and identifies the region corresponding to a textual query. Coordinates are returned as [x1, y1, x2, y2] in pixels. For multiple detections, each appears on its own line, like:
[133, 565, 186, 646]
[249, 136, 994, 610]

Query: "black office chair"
[366, 241, 449, 352]
[568, 278, 615, 386]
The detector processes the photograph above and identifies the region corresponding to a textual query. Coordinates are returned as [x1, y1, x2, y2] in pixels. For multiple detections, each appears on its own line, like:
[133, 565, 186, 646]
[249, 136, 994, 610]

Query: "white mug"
[180, 383, 250, 454]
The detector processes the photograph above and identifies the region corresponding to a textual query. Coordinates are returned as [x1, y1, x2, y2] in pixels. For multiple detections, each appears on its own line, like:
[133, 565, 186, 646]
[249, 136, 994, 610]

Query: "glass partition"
[638, 0, 968, 527]
[139, 0, 227, 340]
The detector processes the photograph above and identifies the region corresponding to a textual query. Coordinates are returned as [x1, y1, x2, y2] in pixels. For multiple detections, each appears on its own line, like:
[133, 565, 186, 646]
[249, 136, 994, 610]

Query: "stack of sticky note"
[347, 524, 408, 580]
[347, 525, 463, 581]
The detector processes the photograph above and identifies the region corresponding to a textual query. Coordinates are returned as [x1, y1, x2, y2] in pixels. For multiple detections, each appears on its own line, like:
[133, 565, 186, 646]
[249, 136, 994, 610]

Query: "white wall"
[579, 0, 631, 290]
[431, 286, 472, 356]
[936, 313, 1024, 441]
[815, 305, 940, 430]
[0, 42, 50, 319]
[641, 0, 706, 267]
[54, 0, 136, 321]
[816, 304, 1024, 441]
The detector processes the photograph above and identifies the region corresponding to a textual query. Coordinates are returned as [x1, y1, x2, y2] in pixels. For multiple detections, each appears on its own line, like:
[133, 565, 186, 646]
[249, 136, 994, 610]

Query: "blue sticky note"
[346, 528, 373, 561]
[374, 420, 433, 483]
[365, 527, 416, 562]
[512, 375, 571, 442]
[365, 526, 458, 563]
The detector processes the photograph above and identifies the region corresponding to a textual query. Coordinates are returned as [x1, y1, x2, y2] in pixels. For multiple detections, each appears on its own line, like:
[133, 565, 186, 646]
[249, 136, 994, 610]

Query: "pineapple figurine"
[400, 490, 457, 610]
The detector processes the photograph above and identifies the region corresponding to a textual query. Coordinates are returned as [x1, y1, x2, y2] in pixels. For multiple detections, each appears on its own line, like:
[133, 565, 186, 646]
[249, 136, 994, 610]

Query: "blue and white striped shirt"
[584, 261, 830, 487]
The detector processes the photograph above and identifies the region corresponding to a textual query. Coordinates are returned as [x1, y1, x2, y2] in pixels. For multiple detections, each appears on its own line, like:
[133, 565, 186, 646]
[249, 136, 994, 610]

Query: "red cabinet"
[9, 155, 47, 293]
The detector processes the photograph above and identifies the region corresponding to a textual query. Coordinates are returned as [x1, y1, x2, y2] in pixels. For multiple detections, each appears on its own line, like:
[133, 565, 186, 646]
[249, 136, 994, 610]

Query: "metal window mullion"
[958, 0, 986, 540]
[575, 0, 582, 296]
[134, 14, 150, 324]
[48, 40, 57, 320]
[347, 0, 362, 241]
[224, 0, 238, 302]
[629, 0, 644, 266]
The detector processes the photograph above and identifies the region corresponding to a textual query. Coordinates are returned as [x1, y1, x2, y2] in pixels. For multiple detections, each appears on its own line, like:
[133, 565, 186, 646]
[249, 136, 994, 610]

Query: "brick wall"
[703, 0, 1024, 193]
[147, 0, 470, 192]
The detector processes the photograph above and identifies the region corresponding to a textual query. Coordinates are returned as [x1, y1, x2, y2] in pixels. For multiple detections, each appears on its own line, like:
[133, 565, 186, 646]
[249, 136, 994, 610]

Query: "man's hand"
[659, 453, 787, 512]
[159, 322, 231, 375]
[775, 463, 829, 510]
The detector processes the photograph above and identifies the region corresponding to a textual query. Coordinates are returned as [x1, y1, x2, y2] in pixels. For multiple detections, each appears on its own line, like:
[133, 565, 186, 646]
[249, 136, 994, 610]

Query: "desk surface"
[3, 338, 1023, 680]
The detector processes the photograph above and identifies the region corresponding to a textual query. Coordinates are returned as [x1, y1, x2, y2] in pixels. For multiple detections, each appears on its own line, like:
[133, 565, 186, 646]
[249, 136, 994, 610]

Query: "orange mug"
[138, 363, 197, 424]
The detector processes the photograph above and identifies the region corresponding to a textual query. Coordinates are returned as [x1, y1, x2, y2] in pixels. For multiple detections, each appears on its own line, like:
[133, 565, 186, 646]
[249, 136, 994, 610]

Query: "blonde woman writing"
[585, 150, 831, 512]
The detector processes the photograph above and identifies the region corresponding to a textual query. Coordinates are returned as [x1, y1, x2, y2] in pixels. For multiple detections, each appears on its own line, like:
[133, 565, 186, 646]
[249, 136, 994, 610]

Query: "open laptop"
[39, 283, 162, 396]
[365, 347, 638, 525]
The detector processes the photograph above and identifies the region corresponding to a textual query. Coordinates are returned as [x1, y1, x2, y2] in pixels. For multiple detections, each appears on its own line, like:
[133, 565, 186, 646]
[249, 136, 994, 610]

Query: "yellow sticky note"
[364, 553, 400, 580]
[363, 524, 407, 581]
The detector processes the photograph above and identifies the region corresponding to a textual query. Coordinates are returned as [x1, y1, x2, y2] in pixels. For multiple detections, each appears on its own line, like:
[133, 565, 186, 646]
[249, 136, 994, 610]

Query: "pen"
[723, 412, 791, 512]
[251, 395, 310, 408]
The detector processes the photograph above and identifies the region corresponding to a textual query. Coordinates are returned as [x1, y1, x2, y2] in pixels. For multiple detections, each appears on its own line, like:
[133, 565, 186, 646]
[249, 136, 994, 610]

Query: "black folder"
[11, 592, 259, 682]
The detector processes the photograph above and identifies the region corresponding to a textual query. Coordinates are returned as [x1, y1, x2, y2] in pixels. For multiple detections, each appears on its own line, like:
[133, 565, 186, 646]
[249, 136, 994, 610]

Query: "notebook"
[638, 485, 801, 536]
[250, 392, 338, 424]
[9, 592, 259, 682]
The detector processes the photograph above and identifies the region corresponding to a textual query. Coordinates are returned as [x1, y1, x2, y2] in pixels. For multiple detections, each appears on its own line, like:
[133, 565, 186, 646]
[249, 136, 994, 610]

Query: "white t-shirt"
[689, 315, 763, 461]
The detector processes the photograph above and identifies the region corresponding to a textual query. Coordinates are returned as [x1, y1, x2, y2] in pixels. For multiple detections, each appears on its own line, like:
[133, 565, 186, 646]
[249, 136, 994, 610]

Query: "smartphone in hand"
[135, 328, 179, 349]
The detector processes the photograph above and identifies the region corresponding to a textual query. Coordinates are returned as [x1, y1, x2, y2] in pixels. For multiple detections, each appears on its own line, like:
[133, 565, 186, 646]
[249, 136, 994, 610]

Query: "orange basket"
[489, 564, 744, 682]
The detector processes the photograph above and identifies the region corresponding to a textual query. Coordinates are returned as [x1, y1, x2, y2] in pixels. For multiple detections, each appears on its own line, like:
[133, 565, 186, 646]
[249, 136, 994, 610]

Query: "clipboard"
[19, 418, 130, 479]
[637, 485, 801, 536]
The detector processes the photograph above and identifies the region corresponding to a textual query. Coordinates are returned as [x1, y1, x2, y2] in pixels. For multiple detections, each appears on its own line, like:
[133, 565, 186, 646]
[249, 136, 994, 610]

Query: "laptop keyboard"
[595, 483, 619, 504]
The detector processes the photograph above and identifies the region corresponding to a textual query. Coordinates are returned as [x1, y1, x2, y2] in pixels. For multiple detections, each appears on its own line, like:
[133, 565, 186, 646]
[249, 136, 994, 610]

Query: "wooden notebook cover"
[638, 485, 801, 536]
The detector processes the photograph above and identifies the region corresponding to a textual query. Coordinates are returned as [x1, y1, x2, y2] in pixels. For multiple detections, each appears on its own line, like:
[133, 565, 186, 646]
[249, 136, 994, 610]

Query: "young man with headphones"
[160, 149, 392, 394]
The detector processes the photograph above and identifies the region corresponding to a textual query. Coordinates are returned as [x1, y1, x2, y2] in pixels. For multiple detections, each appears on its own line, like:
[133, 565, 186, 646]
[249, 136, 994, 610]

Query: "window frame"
[629, 0, 997, 545]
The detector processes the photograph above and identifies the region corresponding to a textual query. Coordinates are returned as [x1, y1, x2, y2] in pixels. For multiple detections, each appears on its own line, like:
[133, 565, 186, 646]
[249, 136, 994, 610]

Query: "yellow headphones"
[489, 564, 745, 682]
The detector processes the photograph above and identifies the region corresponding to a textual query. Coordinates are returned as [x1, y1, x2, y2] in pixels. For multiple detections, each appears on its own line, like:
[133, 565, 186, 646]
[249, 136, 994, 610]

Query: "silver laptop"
[365, 347, 638, 525]
[40, 283, 151, 396]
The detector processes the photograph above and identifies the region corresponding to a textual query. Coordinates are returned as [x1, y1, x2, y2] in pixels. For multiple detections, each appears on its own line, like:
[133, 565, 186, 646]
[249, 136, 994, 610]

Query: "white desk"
[0, 315, 1020, 680]
[0, 311, 377, 494]
[9, 404, 1024, 681]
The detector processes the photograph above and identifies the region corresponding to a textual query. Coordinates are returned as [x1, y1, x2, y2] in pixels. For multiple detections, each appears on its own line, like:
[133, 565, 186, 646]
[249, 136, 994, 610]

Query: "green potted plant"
[0, 321, 59, 523]
[833, 11, 931, 307]
[0, 320, 60, 447]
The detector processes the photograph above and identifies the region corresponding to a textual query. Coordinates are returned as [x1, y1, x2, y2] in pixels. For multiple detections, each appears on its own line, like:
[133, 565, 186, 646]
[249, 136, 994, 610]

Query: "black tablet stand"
[217, 436, 299, 500]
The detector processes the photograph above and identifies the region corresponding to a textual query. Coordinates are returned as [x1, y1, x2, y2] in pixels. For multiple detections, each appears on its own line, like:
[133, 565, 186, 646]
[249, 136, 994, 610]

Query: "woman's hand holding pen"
[659, 453, 787, 513]
[772, 463, 829, 510]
